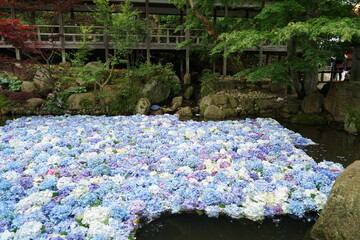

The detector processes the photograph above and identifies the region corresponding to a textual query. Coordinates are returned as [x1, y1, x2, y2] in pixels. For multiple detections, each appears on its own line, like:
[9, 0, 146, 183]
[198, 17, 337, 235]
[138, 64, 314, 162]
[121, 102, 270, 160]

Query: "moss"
[344, 108, 360, 134]
[291, 114, 328, 125]
[200, 105, 208, 116]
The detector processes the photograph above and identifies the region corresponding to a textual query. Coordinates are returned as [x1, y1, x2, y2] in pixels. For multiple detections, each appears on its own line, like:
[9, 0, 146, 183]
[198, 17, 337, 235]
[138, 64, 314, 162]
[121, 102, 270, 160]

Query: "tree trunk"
[287, 37, 305, 99]
[350, 46, 360, 81]
[303, 71, 318, 95]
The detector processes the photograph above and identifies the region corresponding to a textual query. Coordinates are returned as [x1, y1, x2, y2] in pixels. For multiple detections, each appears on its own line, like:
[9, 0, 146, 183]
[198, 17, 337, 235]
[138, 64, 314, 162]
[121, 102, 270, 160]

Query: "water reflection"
[136, 214, 314, 240]
[283, 123, 360, 167]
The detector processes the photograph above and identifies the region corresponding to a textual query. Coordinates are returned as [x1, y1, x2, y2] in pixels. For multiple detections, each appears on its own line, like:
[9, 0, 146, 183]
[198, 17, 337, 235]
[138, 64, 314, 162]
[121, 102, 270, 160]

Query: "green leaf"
[218, 204, 226, 208]
[196, 210, 204, 216]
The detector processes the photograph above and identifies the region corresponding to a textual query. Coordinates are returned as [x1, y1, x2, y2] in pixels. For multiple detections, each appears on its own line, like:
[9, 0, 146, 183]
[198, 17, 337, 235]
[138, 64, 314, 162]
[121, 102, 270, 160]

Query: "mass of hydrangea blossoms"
[0, 114, 343, 240]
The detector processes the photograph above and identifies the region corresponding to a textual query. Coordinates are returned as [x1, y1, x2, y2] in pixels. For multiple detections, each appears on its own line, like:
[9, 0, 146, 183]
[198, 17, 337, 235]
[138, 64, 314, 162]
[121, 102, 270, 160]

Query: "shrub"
[107, 84, 143, 115]
[128, 63, 181, 95]
[0, 88, 38, 105]
[0, 74, 22, 92]
[199, 72, 220, 97]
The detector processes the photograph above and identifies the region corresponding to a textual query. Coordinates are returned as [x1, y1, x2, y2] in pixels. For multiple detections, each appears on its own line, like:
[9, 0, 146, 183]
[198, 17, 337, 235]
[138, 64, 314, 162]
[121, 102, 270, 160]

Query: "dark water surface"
[1, 116, 359, 240]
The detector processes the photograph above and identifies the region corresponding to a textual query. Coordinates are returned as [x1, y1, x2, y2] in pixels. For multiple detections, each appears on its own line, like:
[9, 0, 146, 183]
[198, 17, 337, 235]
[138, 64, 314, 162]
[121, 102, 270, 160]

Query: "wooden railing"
[24, 25, 203, 50]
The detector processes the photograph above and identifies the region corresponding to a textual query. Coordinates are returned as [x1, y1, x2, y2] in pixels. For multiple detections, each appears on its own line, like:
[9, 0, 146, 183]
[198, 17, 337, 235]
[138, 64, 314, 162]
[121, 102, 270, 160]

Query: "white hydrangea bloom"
[82, 206, 110, 225]
[57, 177, 74, 190]
[16, 190, 53, 214]
[88, 222, 115, 239]
[15, 221, 42, 240]
[243, 197, 265, 221]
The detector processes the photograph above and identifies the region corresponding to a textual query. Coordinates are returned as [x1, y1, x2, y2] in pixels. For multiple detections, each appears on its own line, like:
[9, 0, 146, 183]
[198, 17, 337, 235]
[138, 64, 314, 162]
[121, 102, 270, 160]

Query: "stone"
[239, 99, 254, 113]
[142, 77, 171, 104]
[324, 82, 360, 122]
[183, 73, 191, 85]
[219, 81, 235, 90]
[224, 109, 238, 118]
[20, 81, 36, 93]
[283, 101, 301, 114]
[311, 161, 360, 240]
[255, 99, 283, 110]
[25, 98, 46, 109]
[301, 93, 324, 114]
[290, 114, 327, 125]
[344, 108, 360, 135]
[176, 106, 193, 117]
[66, 93, 96, 110]
[199, 96, 213, 109]
[172, 96, 183, 109]
[59, 62, 72, 69]
[211, 94, 229, 106]
[183, 86, 194, 100]
[269, 83, 286, 93]
[204, 105, 225, 119]
[228, 96, 239, 109]
[33, 69, 53, 96]
[163, 96, 183, 113]
[135, 98, 151, 115]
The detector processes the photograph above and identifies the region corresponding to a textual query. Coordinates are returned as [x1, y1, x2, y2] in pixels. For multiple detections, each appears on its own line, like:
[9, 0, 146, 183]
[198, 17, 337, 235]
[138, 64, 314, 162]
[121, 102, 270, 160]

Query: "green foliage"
[235, 61, 291, 86]
[77, 61, 110, 89]
[93, 0, 148, 64]
[45, 87, 86, 114]
[0, 93, 10, 109]
[0, 74, 22, 92]
[128, 63, 181, 95]
[67, 26, 92, 67]
[199, 72, 220, 97]
[107, 84, 143, 115]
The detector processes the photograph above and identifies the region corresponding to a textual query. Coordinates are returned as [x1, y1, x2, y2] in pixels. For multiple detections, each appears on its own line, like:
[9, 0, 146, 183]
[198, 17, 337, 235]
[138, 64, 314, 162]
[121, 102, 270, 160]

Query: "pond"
[136, 122, 360, 240]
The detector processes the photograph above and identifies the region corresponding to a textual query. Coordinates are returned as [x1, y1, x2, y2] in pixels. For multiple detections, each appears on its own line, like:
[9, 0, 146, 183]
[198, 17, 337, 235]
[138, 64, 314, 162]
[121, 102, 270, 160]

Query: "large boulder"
[344, 108, 360, 135]
[211, 94, 229, 106]
[21, 81, 36, 93]
[176, 106, 193, 117]
[283, 101, 301, 114]
[164, 96, 183, 113]
[25, 98, 46, 109]
[255, 99, 283, 110]
[204, 105, 225, 119]
[199, 96, 213, 109]
[33, 69, 53, 96]
[142, 78, 171, 104]
[183, 86, 194, 100]
[239, 99, 254, 113]
[135, 98, 151, 115]
[324, 82, 360, 121]
[311, 161, 360, 240]
[66, 93, 96, 110]
[301, 93, 324, 114]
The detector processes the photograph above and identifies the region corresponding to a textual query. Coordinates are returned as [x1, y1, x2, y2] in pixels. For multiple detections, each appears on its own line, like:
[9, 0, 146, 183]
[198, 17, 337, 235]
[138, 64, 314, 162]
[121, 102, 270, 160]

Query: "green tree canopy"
[171, 0, 360, 98]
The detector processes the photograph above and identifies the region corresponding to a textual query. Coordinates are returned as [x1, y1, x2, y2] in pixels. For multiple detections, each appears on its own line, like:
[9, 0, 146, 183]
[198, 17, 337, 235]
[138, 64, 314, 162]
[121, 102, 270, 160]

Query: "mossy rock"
[200, 105, 208, 116]
[291, 114, 327, 125]
[344, 108, 360, 135]
[311, 161, 360, 240]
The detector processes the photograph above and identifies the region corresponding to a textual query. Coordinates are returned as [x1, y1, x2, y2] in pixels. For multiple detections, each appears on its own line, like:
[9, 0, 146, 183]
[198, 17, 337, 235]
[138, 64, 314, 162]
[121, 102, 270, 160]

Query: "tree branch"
[187, 0, 219, 40]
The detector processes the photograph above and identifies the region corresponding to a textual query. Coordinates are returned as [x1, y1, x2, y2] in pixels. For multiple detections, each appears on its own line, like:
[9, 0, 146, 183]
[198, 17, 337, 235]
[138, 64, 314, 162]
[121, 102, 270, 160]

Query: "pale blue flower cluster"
[0, 115, 343, 239]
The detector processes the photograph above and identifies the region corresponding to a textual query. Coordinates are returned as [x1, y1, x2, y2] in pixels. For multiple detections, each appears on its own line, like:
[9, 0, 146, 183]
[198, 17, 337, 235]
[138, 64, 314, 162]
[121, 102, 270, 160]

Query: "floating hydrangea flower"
[0, 115, 344, 239]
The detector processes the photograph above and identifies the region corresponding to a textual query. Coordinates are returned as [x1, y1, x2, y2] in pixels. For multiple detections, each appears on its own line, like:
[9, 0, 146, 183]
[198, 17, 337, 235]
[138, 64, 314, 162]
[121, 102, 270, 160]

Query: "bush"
[0, 89, 38, 105]
[0, 93, 10, 109]
[200, 72, 220, 97]
[107, 84, 143, 115]
[128, 63, 181, 95]
[0, 74, 22, 92]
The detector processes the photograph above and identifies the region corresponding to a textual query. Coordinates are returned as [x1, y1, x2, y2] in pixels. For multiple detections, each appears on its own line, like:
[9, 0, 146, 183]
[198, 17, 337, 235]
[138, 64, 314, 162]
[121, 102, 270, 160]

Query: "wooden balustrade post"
[185, 5, 190, 74]
[59, 13, 66, 63]
[10, 5, 21, 60]
[145, 0, 151, 64]
[259, 41, 264, 66]
[223, 6, 228, 76]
